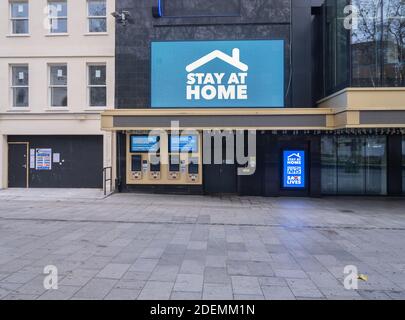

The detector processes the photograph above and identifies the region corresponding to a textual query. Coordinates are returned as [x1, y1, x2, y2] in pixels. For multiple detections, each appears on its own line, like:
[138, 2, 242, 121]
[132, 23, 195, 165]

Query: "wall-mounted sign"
[151, 40, 284, 108]
[283, 150, 305, 188]
[35, 149, 52, 171]
[130, 135, 160, 153]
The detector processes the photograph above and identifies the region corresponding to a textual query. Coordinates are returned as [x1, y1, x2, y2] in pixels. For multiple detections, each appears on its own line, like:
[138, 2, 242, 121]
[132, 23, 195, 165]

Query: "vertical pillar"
[387, 135, 402, 196]
[0, 135, 7, 189]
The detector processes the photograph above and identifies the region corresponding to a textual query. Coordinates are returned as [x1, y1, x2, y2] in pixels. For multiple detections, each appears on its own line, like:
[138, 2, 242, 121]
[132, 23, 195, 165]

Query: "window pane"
[11, 2, 28, 18]
[321, 135, 337, 194]
[51, 87, 67, 106]
[365, 137, 387, 195]
[90, 87, 106, 106]
[88, 0, 106, 16]
[337, 136, 366, 194]
[89, 18, 106, 32]
[50, 66, 67, 85]
[50, 18, 67, 33]
[382, 0, 405, 86]
[351, 0, 382, 87]
[89, 66, 106, 85]
[13, 87, 28, 107]
[12, 66, 29, 86]
[48, 1, 67, 17]
[12, 19, 28, 34]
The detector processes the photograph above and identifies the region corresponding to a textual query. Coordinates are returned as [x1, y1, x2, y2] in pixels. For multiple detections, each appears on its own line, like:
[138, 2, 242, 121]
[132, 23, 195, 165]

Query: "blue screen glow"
[130, 136, 159, 153]
[283, 150, 305, 188]
[170, 135, 198, 153]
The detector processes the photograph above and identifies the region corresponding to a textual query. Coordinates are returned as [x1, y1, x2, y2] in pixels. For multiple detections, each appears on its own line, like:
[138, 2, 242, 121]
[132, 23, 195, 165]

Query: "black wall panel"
[8, 135, 103, 188]
[115, 0, 306, 109]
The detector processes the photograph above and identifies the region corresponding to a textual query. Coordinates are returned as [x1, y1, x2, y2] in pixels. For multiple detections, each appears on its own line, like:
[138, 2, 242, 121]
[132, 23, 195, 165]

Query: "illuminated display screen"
[151, 40, 284, 108]
[283, 150, 305, 188]
[170, 135, 198, 153]
[130, 135, 159, 153]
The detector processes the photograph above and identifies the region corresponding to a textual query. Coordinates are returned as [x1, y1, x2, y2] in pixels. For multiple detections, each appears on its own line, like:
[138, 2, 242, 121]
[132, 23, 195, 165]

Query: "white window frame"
[87, 63, 107, 107]
[9, 1, 29, 35]
[10, 64, 29, 108]
[47, 0, 68, 34]
[87, 0, 107, 33]
[48, 64, 68, 107]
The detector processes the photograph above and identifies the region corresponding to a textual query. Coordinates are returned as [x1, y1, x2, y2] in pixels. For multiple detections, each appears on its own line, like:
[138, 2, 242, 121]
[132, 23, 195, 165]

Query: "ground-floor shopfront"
[0, 114, 114, 189]
[112, 130, 405, 197]
[101, 88, 405, 197]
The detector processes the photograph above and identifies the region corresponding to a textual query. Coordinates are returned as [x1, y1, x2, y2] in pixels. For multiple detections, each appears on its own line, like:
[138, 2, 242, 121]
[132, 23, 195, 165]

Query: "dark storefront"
[8, 135, 103, 188]
[107, 0, 405, 197]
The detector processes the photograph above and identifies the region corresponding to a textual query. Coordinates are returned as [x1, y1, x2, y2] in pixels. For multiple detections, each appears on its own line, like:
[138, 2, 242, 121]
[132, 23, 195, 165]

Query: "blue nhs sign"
[151, 40, 284, 108]
[283, 150, 305, 188]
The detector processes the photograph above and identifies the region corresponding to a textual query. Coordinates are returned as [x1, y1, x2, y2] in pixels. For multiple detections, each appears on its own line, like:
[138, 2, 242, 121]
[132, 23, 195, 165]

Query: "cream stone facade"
[0, 0, 115, 189]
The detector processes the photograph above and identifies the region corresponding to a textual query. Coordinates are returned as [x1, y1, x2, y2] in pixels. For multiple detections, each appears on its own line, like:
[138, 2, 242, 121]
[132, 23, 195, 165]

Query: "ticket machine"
[169, 134, 200, 183]
[128, 134, 160, 182]
[168, 154, 180, 180]
[127, 132, 202, 186]
[187, 157, 199, 182]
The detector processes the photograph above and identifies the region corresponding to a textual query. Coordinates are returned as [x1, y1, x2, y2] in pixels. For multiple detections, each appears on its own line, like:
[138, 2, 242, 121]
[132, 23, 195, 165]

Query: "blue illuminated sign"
[283, 150, 305, 188]
[151, 40, 284, 108]
[130, 136, 159, 153]
[170, 135, 198, 153]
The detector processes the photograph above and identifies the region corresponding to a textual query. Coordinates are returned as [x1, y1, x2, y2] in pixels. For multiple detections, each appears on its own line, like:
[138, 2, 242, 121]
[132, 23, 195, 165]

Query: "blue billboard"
[283, 150, 305, 188]
[151, 40, 284, 108]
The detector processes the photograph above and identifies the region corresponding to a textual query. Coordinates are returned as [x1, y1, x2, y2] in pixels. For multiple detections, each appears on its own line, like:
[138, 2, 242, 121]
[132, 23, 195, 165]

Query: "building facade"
[0, 0, 115, 189]
[100, 0, 405, 197]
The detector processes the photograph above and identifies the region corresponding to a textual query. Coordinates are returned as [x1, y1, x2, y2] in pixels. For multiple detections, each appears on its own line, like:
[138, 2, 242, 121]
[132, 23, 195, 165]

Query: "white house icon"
[185, 48, 249, 72]
[287, 153, 301, 159]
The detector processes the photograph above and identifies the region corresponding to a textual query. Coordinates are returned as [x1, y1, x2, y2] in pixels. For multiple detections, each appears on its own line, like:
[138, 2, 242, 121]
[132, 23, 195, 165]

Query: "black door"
[8, 143, 28, 188]
[204, 139, 237, 194]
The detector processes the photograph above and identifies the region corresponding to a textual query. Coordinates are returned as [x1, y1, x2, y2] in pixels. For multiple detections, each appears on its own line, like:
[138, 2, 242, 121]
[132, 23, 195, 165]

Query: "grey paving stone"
[247, 261, 274, 277]
[203, 283, 233, 300]
[262, 285, 296, 300]
[233, 294, 264, 300]
[231, 276, 262, 295]
[173, 274, 203, 292]
[60, 268, 99, 286]
[149, 265, 179, 282]
[204, 267, 230, 284]
[227, 260, 250, 276]
[274, 269, 308, 279]
[96, 263, 131, 279]
[73, 278, 117, 299]
[206, 255, 227, 268]
[130, 258, 159, 272]
[171, 291, 202, 300]
[38, 285, 80, 300]
[180, 260, 205, 274]
[104, 288, 140, 300]
[138, 281, 174, 300]
[258, 277, 287, 287]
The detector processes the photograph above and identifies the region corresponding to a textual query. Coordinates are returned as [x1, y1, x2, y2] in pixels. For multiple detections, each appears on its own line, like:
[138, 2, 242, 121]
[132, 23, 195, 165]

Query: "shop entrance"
[8, 142, 29, 188]
[204, 137, 237, 194]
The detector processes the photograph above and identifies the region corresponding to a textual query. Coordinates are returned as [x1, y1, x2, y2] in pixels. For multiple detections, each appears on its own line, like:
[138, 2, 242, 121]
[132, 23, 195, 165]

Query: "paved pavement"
[0, 189, 405, 300]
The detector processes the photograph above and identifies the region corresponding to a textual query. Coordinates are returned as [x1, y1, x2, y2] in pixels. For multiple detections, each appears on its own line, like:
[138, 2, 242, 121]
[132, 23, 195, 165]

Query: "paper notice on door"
[30, 149, 35, 169]
[35, 149, 52, 170]
[53, 153, 60, 163]
[18, 5, 24, 13]
[19, 72, 24, 80]
[95, 70, 101, 78]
